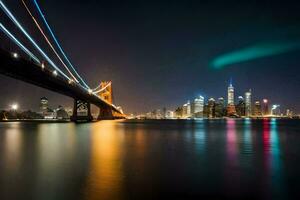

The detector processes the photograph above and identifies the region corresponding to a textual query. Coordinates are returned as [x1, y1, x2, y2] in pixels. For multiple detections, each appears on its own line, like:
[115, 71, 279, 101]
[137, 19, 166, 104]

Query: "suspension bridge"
[0, 0, 125, 121]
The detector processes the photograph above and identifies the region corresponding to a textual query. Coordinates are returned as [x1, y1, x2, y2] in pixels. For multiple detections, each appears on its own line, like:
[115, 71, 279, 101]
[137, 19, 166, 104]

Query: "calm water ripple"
[0, 119, 300, 199]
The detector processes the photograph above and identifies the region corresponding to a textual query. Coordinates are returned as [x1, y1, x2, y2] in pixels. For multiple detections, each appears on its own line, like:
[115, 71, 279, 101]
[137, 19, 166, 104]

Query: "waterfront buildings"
[56, 106, 69, 120]
[182, 101, 192, 118]
[40, 97, 48, 114]
[245, 90, 252, 117]
[208, 98, 216, 118]
[215, 97, 226, 117]
[39, 97, 55, 119]
[145, 78, 295, 119]
[236, 96, 245, 117]
[191, 96, 204, 118]
[262, 99, 269, 116]
[271, 105, 281, 116]
[227, 79, 234, 105]
[253, 101, 262, 117]
[227, 79, 237, 116]
[175, 107, 183, 118]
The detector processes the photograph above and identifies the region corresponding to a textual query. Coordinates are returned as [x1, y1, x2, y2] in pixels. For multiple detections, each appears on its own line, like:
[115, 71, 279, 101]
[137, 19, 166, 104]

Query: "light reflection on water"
[84, 121, 124, 200]
[0, 119, 299, 199]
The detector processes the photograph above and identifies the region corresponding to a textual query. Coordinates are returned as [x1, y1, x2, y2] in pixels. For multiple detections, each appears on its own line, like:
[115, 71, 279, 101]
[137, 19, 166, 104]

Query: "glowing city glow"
[11, 104, 18, 110]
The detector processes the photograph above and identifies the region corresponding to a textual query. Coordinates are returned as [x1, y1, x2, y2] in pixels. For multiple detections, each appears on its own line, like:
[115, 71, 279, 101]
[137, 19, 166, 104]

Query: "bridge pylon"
[71, 99, 93, 122]
[96, 81, 114, 120]
[97, 107, 114, 120]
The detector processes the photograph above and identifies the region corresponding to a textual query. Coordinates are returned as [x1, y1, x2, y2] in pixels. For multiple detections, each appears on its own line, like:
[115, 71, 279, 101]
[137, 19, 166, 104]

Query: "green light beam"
[211, 41, 300, 69]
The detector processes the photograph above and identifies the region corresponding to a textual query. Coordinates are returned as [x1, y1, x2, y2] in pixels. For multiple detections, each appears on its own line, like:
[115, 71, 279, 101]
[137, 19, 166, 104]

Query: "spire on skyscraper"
[229, 77, 233, 87]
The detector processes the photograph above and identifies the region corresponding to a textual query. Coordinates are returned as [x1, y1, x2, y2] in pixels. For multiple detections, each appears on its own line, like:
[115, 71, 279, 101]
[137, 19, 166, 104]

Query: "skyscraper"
[186, 101, 191, 117]
[40, 97, 48, 115]
[215, 97, 225, 117]
[236, 96, 245, 117]
[208, 98, 216, 118]
[262, 99, 269, 116]
[182, 103, 188, 117]
[227, 78, 234, 106]
[182, 101, 191, 118]
[192, 96, 204, 118]
[245, 89, 252, 117]
[227, 78, 236, 116]
[253, 101, 262, 117]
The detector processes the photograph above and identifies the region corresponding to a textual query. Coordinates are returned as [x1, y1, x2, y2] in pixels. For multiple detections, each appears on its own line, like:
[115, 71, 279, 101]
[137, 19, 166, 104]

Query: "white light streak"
[0, 1, 71, 81]
[92, 81, 112, 94]
[21, 0, 80, 84]
[33, 0, 90, 89]
[0, 23, 40, 63]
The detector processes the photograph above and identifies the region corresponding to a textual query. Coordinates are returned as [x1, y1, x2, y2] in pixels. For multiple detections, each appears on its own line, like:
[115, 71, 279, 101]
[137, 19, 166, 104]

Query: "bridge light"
[68, 79, 74, 84]
[88, 89, 93, 94]
[12, 52, 18, 58]
[52, 70, 57, 76]
[41, 63, 45, 69]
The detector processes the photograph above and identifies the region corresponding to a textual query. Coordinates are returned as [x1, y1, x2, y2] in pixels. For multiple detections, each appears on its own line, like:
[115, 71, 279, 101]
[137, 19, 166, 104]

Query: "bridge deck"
[0, 49, 122, 114]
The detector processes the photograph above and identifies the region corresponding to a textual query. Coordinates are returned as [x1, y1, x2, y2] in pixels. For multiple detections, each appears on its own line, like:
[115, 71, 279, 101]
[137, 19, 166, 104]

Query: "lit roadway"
[0, 49, 123, 117]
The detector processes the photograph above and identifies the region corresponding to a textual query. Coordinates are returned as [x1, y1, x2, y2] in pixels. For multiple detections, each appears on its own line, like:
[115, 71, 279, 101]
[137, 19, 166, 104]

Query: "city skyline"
[0, 77, 298, 116]
[142, 79, 295, 118]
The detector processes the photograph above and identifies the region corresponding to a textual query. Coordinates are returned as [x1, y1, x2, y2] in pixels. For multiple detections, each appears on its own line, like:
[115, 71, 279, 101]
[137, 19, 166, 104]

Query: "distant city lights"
[11, 104, 18, 110]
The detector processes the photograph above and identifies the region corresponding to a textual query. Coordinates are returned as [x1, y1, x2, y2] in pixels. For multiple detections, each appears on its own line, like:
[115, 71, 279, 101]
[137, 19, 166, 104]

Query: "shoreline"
[0, 119, 71, 123]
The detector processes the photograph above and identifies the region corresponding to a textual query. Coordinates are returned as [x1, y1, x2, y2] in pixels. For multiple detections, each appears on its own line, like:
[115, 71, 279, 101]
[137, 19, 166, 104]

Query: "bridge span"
[0, 49, 125, 122]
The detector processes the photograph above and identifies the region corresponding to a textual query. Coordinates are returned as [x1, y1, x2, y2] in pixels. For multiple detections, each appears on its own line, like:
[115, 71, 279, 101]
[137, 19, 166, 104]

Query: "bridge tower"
[98, 81, 113, 104]
[71, 99, 93, 122]
[97, 81, 114, 119]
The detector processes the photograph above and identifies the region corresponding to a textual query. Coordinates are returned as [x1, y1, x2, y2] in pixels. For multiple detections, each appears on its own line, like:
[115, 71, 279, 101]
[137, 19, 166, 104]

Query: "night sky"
[0, 0, 300, 114]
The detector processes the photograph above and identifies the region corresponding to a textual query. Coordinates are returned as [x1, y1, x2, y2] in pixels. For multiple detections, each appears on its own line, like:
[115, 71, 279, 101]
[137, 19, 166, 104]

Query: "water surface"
[0, 119, 300, 199]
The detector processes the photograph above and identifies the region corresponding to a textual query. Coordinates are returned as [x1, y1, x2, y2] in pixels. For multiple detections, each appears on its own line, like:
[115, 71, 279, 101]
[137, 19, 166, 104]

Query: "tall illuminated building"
[208, 98, 216, 118]
[40, 97, 48, 114]
[253, 101, 262, 117]
[227, 78, 236, 116]
[271, 105, 280, 116]
[182, 101, 191, 118]
[236, 96, 245, 117]
[227, 78, 234, 106]
[186, 101, 191, 117]
[215, 97, 225, 117]
[182, 103, 188, 118]
[262, 99, 269, 116]
[245, 89, 252, 117]
[192, 96, 204, 118]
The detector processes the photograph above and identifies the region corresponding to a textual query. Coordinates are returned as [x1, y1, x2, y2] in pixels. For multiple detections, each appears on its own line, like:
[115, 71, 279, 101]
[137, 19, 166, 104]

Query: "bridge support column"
[97, 107, 114, 120]
[71, 99, 93, 122]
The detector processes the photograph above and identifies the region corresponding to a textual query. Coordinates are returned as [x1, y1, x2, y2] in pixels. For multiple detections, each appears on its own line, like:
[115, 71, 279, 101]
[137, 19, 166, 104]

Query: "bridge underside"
[70, 99, 118, 122]
[0, 49, 125, 122]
